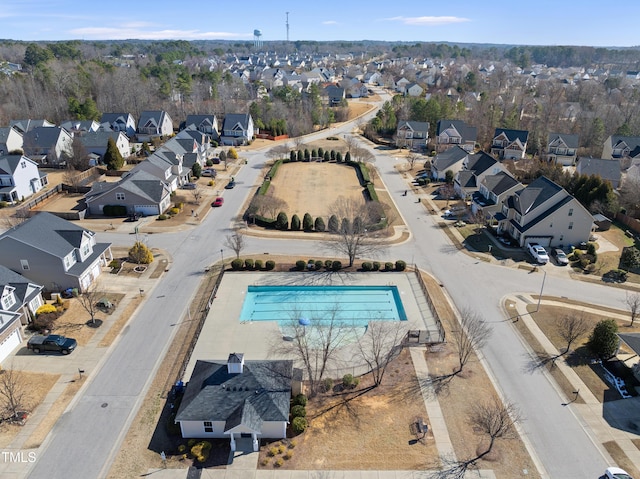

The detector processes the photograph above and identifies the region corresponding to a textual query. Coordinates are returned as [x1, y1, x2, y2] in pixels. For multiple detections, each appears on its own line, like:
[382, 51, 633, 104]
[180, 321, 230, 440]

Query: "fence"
[413, 266, 446, 343]
[16, 184, 63, 216]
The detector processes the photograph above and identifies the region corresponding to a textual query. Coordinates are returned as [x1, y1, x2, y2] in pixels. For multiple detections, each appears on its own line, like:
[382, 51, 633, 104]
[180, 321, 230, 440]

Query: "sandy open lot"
[267, 162, 365, 219]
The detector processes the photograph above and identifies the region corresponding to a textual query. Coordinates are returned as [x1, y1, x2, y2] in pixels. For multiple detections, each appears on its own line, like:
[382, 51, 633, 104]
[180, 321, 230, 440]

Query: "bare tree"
[249, 195, 288, 220]
[274, 306, 349, 397]
[69, 136, 91, 171]
[355, 321, 406, 387]
[191, 186, 202, 205]
[344, 134, 358, 154]
[293, 137, 305, 152]
[63, 164, 83, 193]
[451, 308, 492, 376]
[406, 152, 422, 171]
[430, 399, 521, 479]
[74, 281, 102, 325]
[267, 144, 290, 161]
[624, 292, 640, 327]
[0, 365, 27, 419]
[224, 228, 246, 259]
[324, 196, 387, 267]
[556, 313, 590, 354]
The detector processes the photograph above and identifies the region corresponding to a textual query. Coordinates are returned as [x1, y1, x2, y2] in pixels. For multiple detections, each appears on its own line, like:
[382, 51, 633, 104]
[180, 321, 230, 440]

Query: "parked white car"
[605, 466, 634, 479]
[527, 243, 549, 264]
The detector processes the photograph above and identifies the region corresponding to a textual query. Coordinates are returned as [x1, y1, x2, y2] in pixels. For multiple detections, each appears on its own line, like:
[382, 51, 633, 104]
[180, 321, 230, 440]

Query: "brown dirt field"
[258, 349, 437, 470]
[268, 162, 366, 219]
[0, 371, 59, 448]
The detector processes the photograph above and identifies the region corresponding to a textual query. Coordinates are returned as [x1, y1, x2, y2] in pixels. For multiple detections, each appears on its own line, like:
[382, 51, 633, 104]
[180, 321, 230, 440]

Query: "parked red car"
[212, 197, 224, 207]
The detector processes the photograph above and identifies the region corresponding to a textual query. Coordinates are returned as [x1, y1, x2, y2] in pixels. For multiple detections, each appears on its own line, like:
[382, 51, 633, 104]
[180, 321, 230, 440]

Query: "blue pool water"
[240, 285, 407, 327]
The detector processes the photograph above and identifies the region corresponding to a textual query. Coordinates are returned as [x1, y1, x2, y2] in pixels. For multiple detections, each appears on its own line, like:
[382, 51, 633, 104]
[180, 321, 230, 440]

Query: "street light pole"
[536, 269, 547, 312]
[220, 249, 223, 266]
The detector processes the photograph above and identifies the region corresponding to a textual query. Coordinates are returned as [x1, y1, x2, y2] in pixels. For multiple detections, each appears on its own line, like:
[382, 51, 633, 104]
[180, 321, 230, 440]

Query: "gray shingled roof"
[465, 151, 499, 175]
[23, 127, 67, 148]
[432, 146, 468, 171]
[87, 169, 170, 203]
[185, 115, 217, 129]
[548, 132, 579, 149]
[78, 131, 124, 149]
[512, 176, 563, 215]
[0, 127, 22, 145]
[437, 119, 477, 142]
[0, 212, 94, 259]
[576, 157, 621, 185]
[494, 128, 529, 144]
[0, 264, 43, 313]
[222, 114, 252, 131]
[175, 359, 293, 431]
[619, 333, 640, 355]
[0, 155, 29, 175]
[482, 171, 521, 196]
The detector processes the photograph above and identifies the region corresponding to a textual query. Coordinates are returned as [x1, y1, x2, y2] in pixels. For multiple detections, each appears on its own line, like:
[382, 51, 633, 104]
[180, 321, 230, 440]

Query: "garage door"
[525, 236, 552, 247]
[134, 205, 159, 216]
[0, 328, 22, 363]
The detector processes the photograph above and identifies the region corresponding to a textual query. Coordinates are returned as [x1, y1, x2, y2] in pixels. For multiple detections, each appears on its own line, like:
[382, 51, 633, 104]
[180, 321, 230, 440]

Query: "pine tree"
[104, 137, 124, 170]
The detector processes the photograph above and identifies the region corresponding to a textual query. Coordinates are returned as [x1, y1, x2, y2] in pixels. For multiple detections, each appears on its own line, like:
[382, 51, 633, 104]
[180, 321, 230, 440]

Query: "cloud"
[68, 26, 251, 40]
[322, 20, 338, 25]
[386, 16, 470, 26]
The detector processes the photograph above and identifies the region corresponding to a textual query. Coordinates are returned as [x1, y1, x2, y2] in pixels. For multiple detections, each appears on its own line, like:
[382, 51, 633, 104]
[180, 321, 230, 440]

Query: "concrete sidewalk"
[508, 294, 640, 470]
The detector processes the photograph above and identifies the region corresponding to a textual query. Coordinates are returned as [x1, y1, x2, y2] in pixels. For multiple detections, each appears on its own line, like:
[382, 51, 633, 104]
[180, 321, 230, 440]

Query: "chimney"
[227, 352, 244, 374]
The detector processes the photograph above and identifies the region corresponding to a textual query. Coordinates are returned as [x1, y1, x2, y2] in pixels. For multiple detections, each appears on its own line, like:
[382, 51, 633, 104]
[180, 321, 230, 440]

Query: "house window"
[20, 260, 29, 271]
[559, 235, 564, 241]
[568, 222, 573, 230]
[1, 292, 15, 310]
[568, 208, 573, 216]
[204, 421, 213, 433]
[21, 161, 27, 168]
[116, 193, 125, 201]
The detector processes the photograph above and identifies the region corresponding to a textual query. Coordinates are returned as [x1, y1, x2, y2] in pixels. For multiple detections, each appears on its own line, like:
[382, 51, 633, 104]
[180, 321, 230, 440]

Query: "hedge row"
[231, 258, 276, 271]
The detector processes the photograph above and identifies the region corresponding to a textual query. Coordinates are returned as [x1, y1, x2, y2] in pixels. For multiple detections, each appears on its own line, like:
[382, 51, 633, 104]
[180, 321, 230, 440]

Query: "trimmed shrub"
[331, 260, 342, 271]
[295, 260, 306, 271]
[231, 258, 244, 270]
[336, 151, 343, 162]
[372, 261, 380, 271]
[324, 260, 333, 269]
[304, 149, 310, 161]
[322, 377, 334, 392]
[190, 441, 212, 463]
[276, 212, 288, 230]
[0, 201, 8, 208]
[345, 151, 351, 162]
[395, 260, 407, 271]
[314, 217, 325, 232]
[384, 262, 394, 271]
[362, 262, 373, 271]
[314, 260, 323, 270]
[297, 150, 304, 161]
[290, 150, 297, 161]
[254, 259, 263, 270]
[291, 405, 306, 418]
[36, 304, 57, 316]
[311, 149, 317, 158]
[158, 214, 168, 220]
[328, 215, 339, 232]
[244, 258, 255, 270]
[275, 458, 284, 467]
[268, 446, 278, 457]
[621, 246, 640, 270]
[170, 207, 180, 215]
[303, 213, 314, 231]
[330, 150, 336, 160]
[291, 417, 308, 435]
[283, 450, 293, 460]
[129, 241, 154, 264]
[293, 393, 308, 406]
[324, 151, 330, 161]
[265, 260, 276, 271]
[317, 147, 324, 157]
[342, 373, 359, 389]
[588, 319, 619, 359]
[290, 214, 301, 231]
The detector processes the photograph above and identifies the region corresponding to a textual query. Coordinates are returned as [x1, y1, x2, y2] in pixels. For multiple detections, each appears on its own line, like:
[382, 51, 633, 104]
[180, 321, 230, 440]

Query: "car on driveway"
[550, 248, 569, 265]
[212, 197, 224, 207]
[605, 466, 634, 479]
[27, 334, 77, 355]
[182, 182, 197, 189]
[527, 242, 549, 264]
[201, 168, 217, 177]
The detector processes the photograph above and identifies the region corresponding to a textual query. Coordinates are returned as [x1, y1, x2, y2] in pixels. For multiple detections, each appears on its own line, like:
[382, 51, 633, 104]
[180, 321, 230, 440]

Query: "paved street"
[25, 94, 629, 478]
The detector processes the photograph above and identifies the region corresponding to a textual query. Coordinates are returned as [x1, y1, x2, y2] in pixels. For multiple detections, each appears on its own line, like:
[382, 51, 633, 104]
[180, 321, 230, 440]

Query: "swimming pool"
[240, 285, 407, 327]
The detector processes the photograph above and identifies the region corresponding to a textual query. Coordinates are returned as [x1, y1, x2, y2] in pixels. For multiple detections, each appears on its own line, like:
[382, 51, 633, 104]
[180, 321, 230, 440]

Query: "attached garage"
[134, 205, 159, 216]
[0, 327, 22, 363]
[524, 236, 552, 248]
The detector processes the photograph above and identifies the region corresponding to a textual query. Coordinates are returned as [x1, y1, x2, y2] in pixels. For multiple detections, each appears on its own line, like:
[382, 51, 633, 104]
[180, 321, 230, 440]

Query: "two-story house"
[435, 119, 477, 153]
[137, 110, 174, 141]
[0, 212, 112, 293]
[396, 121, 429, 151]
[22, 127, 73, 166]
[10, 119, 55, 134]
[220, 114, 255, 146]
[85, 169, 172, 217]
[60, 120, 101, 136]
[100, 113, 137, 138]
[490, 128, 529, 160]
[430, 146, 470, 181]
[546, 133, 579, 166]
[79, 131, 131, 163]
[184, 114, 219, 140]
[0, 126, 24, 155]
[133, 150, 189, 191]
[601, 135, 640, 161]
[454, 151, 510, 200]
[0, 154, 49, 204]
[494, 176, 594, 248]
[471, 171, 522, 219]
[0, 266, 45, 362]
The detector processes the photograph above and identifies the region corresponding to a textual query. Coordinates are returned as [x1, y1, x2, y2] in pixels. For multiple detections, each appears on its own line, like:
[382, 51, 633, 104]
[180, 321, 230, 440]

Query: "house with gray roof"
[493, 176, 594, 248]
[78, 130, 130, 162]
[9, 119, 55, 134]
[547, 133, 579, 166]
[454, 151, 510, 199]
[0, 265, 45, 362]
[60, 120, 100, 136]
[175, 353, 293, 452]
[0, 126, 24, 155]
[490, 128, 529, 160]
[137, 110, 174, 141]
[576, 157, 621, 189]
[0, 212, 112, 293]
[436, 119, 477, 153]
[220, 114, 255, 146]
[0, 154, 49, 205]
[22, 127, 73, 166]
[100, 113, 136, 138]
[430, 146, 469, 181]
[85, 169, 172, 217]
[471, 171, 522, 219]
[396, 121, 429, 151]
[184, 114, 219, 140]
[323, 85, 346, 106]
[601, 135, 640, 161]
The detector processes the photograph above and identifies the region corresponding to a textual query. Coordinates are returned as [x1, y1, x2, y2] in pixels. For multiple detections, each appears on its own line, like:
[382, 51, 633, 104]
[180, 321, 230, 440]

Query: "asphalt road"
[28, 96, 620, 478]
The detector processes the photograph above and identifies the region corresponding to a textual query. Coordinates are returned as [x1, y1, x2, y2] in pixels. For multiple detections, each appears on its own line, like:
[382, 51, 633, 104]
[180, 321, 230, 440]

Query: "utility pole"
[286, 12, 290, 42]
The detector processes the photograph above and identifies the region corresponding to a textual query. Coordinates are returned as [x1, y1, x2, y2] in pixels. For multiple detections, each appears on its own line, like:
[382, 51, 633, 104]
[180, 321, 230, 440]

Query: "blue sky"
[2, 0, 639, 47]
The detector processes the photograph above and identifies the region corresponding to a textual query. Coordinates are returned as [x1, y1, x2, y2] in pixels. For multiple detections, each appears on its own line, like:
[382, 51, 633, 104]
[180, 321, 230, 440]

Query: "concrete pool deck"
[182, 271, 439, 381]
